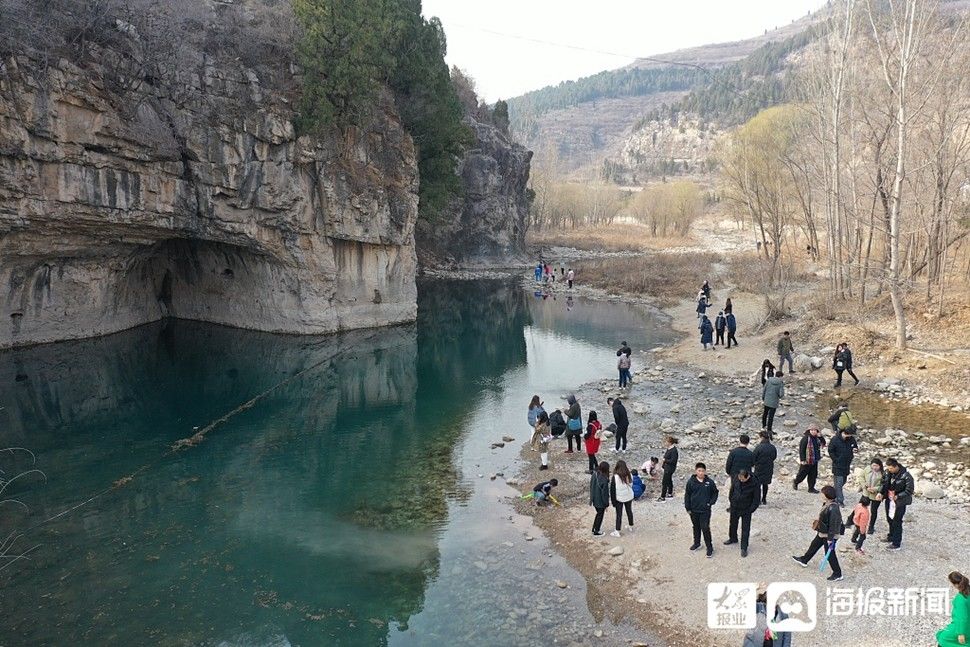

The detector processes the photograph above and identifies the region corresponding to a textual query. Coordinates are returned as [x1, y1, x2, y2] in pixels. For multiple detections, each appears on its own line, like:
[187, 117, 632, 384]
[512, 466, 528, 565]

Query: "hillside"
[508, 11, 821, 179]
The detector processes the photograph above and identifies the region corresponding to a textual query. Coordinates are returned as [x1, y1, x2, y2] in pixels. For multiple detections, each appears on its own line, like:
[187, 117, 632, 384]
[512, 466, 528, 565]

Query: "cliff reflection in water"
[0, 279, 532, 646]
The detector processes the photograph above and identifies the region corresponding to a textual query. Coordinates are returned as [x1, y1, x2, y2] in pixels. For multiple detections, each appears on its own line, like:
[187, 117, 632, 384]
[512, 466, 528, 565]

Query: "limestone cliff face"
[416, 118, 532, 267]
[0, 55, 419, 348]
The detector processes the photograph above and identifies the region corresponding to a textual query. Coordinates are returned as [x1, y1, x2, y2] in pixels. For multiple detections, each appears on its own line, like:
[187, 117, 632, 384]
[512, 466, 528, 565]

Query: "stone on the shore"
[660, 418, 677, 430]
[922, 484, 946, 499]
[502, 436, 515, 442]
[556, 580, 568, 589]
[633, 404, 649, 415]
[608, 546, 624, 556]
[793, 354, 814, 372]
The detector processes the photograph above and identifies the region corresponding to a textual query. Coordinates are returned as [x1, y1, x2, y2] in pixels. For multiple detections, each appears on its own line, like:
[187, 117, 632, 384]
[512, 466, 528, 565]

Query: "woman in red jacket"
[584, 411, 602, 474]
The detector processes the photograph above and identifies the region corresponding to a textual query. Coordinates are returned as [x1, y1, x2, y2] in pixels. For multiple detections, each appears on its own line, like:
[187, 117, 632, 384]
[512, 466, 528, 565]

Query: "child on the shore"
[584, 411, 602, 473]
[641, 457, 660, 480]
[849, 495, 872, 553]
[532, 411, 553, 471]
[631, 469, 645, 500]
[533, 479, 559, 506]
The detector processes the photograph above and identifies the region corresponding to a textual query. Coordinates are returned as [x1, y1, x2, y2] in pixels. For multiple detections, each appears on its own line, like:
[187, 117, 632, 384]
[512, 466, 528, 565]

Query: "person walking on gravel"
[658, 435, 679, 501]
[857, 457, 884, 534]
[792, 485, 844, 581]
[828, 425, 858, 507]
[761, 370, 785, 435]
[777, 331, 795, 373]
[714, 310, 726, 346]
[793, 426, 826, 492]
[833, 342, 860, 388]
[751, 431, 777, 504]
[685, 462, 718, 558]
[726, 311, 738, 348]
[724, 469, 760, 557]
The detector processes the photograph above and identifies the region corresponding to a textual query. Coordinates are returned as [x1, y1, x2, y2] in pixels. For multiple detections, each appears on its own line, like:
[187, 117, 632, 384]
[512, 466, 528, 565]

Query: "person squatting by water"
[685, 462, 718, 558]
[608, 396, 629, 452]
[610, 460, 635, 537]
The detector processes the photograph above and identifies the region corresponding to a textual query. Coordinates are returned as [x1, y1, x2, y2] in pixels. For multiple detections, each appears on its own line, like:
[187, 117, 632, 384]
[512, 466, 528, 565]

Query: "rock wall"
[416, 119, 532, 268]
[0, 55, 419, 348]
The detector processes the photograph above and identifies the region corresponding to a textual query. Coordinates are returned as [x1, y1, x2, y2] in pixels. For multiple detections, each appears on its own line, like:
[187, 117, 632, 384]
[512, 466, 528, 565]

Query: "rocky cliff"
[416, 118, 532, 268]
[0, 54, 419, 349]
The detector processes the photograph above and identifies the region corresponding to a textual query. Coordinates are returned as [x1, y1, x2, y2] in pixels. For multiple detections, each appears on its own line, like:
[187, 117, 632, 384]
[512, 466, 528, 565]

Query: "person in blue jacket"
[700, 315, 714, 350]
[726, 312, 738, 348]
[631, 469, 645, 500]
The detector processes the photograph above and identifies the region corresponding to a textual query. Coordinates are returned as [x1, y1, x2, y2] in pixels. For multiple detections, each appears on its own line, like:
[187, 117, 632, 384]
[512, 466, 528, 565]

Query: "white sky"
[422, 0, 828, 102]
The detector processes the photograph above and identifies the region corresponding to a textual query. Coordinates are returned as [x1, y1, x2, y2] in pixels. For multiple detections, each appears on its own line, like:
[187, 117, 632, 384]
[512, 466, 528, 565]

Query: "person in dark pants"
[777, 331, 795, 373]
[610, 460, 635, 536]
[658, 435, 679, 501]
[857, 457, 885, 534]
[725, 434, 755, 505]
[793, 427, 826, 493]
[761, 371, 785, 435]
[685, 462, 719, 558]
[564, 394, 582, 453]
[724, 469, 760, 557]
[714, 311, 726, 346]
[584, 411, 602, 473]
[833, 342, 860, 388]
[883, 458, 914, 550]
[828, 426, 858, 506]
[751, 431, 777, 504]
[589, 461, 611, 536]
[608, 397, 629, 452]
[792, 485, 844, 581]
[726, 311, 738, 348]
[759, 358, 776, 385]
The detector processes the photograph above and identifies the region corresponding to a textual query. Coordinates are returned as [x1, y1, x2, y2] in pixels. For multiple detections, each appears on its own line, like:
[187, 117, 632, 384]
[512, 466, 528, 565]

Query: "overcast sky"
[422, 0, 828, 102]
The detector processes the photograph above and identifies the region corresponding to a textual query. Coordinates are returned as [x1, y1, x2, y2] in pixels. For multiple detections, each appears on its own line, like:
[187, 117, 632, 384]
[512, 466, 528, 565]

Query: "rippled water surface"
[0, 279, 674, 646]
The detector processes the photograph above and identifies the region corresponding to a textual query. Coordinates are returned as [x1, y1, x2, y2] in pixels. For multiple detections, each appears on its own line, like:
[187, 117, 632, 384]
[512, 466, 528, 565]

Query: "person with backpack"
[777, 331, 795, 373]
[726, 311, 738, 348]
[658, 436, 679, 501]
[617, 351, 632, 388]
[828, 401, 857, 433]
[685, 462, 719, 558]
[610, 460, 635, 537]
[724, 469, 760, 557]
[793, 426, 826, 493]
[828, 425, 858, 507]
[589, 461, 611, 536]
[584, 411, 602, 473]
[714, 311, 726, 346]
[761, 370, 785, 435]
[608, 396, 629, 453]
[832, 342, 860, 388]
[564, 394, 583, 453]
[856, 457, 884, 534]
[791, 485, 844, 581]
[882, 458, 914, 550]
[751, 431, 777, 504]
[531, 411, 553, 471]
[700, 315, 714, 350]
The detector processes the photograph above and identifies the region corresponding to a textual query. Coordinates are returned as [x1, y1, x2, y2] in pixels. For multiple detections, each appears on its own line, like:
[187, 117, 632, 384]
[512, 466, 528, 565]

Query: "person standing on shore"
[724, 297, 733, 314]
[725, 434, 755, 504]
[751, 431, 777, 504]
[658, 436, 679, 501]
[616, 341, 631, 357]
[584, 411, 602, 474]
[833, 342, 860, 388]
[857, 458, 884, 534]
[761, 370, 785, 435]
[726, 311, 738, 348]
[610, 460, 635, 537]
[527, 395, 545, 440]
[777, 331, 795, 373]
[608, 397, 629, 453]
[848, 495, 871, 554]
[701, 280, 712, 304]
[534, 262, 543, 283]
[791, 485, 844, 581]
[685, 462, 718, 558]
[700, 315, 714, 350]
[724, 469, 760, 557]
[567, 268, 575, 289]
[936, 571, 970, 647]
[531, 411, 553, 470]
[589, 461, 611, 536]
[883, 457, 914, 550]
[696, 292, 709, 319]
[828, 425, 858, 506]
[714, 311, 726, 346]
[617, 350, 632, 388]
[793, 426, 826, 493]
[564, 394, 583, 454]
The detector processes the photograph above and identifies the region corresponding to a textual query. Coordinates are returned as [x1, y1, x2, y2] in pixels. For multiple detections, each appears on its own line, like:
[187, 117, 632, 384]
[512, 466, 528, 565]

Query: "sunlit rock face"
[0, 56, 419, 348]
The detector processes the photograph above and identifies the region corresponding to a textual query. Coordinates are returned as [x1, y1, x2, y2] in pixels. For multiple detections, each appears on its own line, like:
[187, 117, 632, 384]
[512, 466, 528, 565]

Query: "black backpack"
[549, 410, 567, 436]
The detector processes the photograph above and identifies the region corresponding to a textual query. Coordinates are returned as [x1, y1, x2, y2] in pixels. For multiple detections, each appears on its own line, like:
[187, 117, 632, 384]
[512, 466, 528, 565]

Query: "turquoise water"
[0, 279, 673, 646]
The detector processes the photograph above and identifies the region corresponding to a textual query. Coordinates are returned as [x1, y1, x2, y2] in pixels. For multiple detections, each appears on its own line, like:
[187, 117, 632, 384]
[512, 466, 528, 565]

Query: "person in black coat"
[883, 458, 915, 549]
[792, 485, 844, 581]
[725, 434, 754, 506]
[828, 427, 858, 506]
[751, 431, 778, 504]
[684, 462, 719, 558]
[658, 435, 679, 501]
[759, 358, 776, 385]
[714, 311, 726, 346]
[793, 427, 826, 492]
[608, 397, 630, 452]
[589, 461, 611, 536]
[724, 469, 760, 557]
[833, 342, 860, 387]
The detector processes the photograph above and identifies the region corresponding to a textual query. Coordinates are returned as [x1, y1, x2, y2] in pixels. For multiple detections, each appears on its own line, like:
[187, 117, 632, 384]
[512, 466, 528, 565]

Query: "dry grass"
[577, 252, 719, 306]
[528, 224, 692, 253]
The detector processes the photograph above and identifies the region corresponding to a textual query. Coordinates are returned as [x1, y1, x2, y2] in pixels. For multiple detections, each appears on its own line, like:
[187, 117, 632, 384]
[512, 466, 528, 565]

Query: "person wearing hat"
[793, 426, 826, 493]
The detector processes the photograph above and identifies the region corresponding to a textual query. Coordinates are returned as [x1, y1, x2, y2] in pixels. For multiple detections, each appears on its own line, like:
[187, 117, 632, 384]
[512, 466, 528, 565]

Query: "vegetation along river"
[0, 278, 674, 646]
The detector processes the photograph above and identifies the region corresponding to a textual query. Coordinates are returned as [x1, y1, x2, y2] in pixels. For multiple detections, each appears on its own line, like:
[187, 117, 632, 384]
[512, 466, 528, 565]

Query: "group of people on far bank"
[535, 260, 575, 289]
[697, 280, 738, 350]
